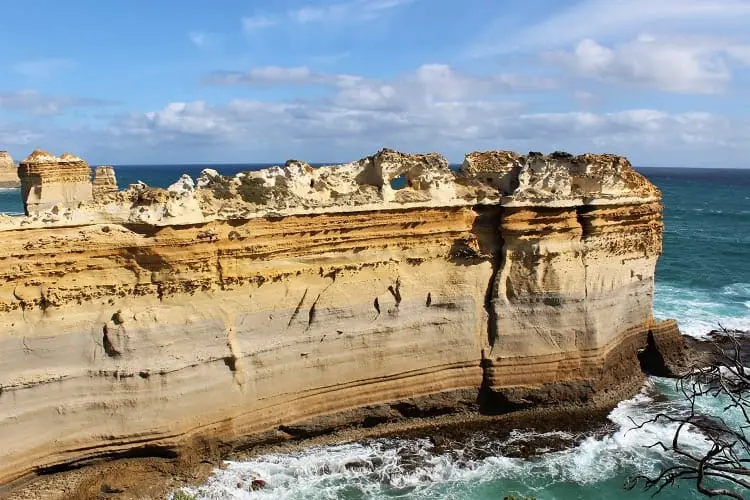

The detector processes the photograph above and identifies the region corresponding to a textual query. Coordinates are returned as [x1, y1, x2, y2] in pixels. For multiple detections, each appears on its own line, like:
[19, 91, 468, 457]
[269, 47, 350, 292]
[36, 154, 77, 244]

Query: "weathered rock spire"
[92, 165, 118, 200]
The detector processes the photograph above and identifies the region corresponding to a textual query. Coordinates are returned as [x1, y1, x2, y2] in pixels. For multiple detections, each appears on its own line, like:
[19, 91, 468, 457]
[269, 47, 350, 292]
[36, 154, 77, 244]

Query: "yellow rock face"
[0, 148, 679, 485]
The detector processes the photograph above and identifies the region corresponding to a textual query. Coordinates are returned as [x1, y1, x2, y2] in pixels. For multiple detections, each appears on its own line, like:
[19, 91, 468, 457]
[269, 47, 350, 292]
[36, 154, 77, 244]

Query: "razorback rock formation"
[0, 150, 20, 188]
[92, 165, 118, 200]
[0, 148, 682, 488]
[17, 149, 92, 215]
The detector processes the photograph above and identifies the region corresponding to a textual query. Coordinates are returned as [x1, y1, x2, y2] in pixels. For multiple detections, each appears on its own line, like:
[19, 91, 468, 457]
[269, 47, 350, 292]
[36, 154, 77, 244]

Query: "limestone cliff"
[0, 150, 20, 188]
[0, 148, 681, 487]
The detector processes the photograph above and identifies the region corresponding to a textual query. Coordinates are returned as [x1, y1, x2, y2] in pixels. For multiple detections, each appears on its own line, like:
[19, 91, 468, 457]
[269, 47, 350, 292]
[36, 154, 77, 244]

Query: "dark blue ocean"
[1, 165, 748, 499]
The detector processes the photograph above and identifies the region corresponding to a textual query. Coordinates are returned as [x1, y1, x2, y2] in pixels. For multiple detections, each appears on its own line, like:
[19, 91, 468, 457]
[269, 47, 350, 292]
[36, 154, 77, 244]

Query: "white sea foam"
[173, 379, 716, 500]
[654, 282, 750, 338]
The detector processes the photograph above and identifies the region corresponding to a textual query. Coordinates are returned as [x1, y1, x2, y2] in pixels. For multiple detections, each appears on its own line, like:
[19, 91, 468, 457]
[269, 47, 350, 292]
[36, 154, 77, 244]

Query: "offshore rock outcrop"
[92, 165, 118, 200]
[0, 150, 20, 188]
[0, 148, 681, 487]
[17, 149, 92, 215]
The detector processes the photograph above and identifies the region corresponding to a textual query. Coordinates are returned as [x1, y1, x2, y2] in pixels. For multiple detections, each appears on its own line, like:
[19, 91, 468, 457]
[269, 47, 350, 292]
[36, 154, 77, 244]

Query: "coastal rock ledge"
[0, 148, 683, 488]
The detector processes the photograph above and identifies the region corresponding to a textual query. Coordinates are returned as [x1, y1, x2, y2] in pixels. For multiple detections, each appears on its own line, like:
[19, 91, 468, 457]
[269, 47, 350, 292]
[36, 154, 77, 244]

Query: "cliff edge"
[0, 148, 682, 489]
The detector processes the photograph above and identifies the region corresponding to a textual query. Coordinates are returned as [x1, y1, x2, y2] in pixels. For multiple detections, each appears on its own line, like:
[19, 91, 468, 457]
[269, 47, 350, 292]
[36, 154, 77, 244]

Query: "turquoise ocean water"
[1, 165, 748, 499]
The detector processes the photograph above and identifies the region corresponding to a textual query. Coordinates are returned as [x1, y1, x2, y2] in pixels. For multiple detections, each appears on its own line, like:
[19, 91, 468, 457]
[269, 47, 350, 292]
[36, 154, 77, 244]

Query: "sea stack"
[0, 150, 20, 188]
[92, 165, 119, 200]
[17, 149, 92, 215]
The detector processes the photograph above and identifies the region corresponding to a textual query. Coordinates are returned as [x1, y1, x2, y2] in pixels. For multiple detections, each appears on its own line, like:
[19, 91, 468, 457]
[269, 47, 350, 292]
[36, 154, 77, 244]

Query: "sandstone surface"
[0, 150, 20, 188]
[0, 148, 681, 489]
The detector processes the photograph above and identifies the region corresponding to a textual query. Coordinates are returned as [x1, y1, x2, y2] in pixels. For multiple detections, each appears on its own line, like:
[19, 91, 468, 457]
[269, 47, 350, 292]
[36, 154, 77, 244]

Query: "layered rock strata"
[17, 149, 92, 215]
[0, 148, 680, 487]
[92, 165, 118, 200]
[0, 150, 20, 188]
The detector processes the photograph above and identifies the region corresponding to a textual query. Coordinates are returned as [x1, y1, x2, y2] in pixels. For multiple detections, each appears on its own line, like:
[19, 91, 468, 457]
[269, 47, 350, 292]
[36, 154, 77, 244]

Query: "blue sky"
[1, 0, 749, 166]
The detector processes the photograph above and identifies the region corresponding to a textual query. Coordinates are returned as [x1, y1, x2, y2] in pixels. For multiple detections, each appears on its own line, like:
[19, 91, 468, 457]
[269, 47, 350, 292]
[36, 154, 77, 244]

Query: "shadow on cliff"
[448, 205, 505, 356]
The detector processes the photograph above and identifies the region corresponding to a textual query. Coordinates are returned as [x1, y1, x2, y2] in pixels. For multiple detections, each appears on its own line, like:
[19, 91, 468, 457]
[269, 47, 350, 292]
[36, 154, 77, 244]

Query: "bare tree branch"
[627, 326, 750, 498]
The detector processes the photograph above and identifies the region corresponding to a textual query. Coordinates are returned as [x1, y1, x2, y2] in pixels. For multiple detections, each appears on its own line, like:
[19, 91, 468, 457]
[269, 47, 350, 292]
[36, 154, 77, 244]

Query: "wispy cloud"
[241, 15, 277, 33]
[241, 0, 412, 33]
[203, 64, 557, 100]
[204, 66, 360, 86]
[12, 58, 75, 78]
[188, 31, 222, 49]
[0, 126, 42, 145]
[573, 90, 601, 109]
[0, 90, 114, 116]
[471, 0, 750, 57]
[289, 0, 413, 24]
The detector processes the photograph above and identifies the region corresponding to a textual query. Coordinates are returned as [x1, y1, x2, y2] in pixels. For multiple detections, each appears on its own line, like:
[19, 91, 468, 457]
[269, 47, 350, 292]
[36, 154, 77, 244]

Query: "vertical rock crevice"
[472, 206, 505, 351]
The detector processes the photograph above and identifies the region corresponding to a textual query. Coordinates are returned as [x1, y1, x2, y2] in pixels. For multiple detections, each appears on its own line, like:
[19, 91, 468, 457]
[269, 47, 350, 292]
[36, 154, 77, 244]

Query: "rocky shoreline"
[0, 389, 645, 499]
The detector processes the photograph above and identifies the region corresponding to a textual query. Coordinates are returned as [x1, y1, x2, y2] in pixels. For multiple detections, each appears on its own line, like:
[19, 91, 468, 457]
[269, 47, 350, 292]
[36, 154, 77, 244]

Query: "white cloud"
[12, 58, 75, 78]
[101, 61, 750, 163]
[547, 36, 737, 94]
[0, 90, 113, 116]
[502, 110, 740, 146]
[103, 98, 750, 166]
[109, 64, 557, 151]
[472, 0, 750, 57]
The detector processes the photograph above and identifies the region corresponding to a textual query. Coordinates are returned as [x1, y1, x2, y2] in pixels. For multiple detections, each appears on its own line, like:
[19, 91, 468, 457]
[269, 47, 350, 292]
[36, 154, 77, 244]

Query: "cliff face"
[0, 149, 680, 486]
[0, 150, 20, 188]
